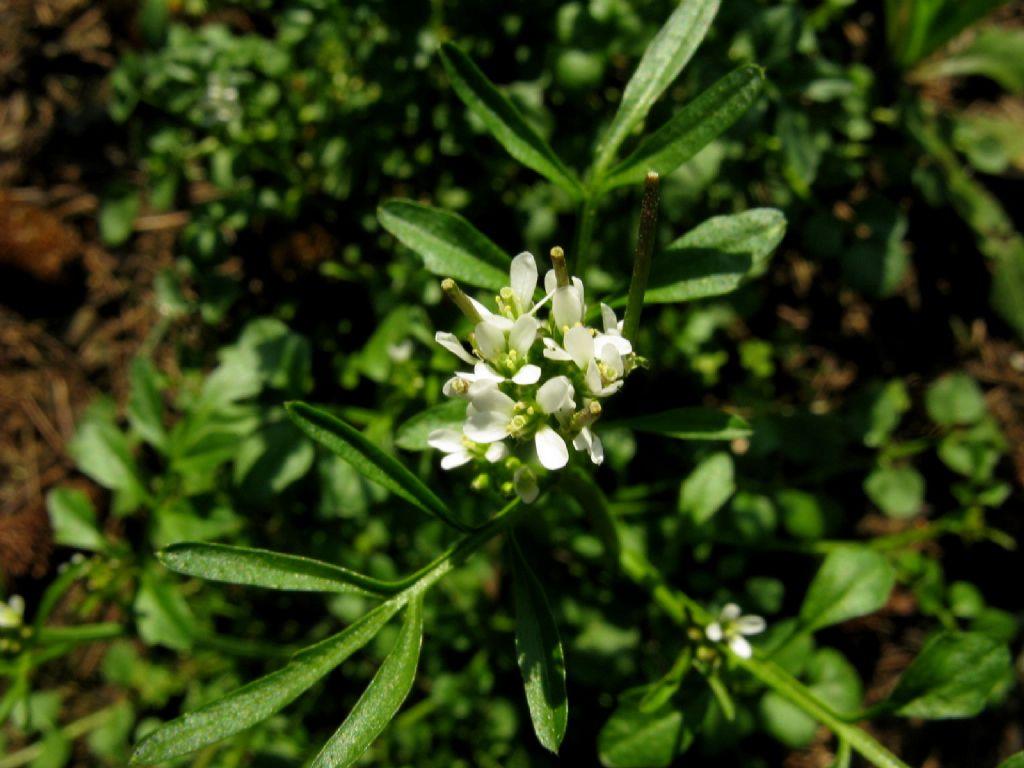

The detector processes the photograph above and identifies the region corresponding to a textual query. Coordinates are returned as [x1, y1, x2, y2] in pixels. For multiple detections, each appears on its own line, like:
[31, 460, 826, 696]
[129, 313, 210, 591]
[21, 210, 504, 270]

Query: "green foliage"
[798, 548, 895, 633]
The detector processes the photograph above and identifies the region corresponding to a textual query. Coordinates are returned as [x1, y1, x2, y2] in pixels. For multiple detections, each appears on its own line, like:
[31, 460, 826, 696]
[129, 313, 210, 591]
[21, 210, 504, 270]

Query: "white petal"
[464, 408, 510, 443]
[552, 286, 583, 328]
[512, 364, 541, 385]
[441, 451, 473, 470]
[721, 603, 742, 621]
[472, 362, 504, 383]
[599, 341, 624, 378]
[475, 320, 506, 360]
[427, 428, 465, 453]
[514, 467, 539, 503]
[537, 376, 575, 415]
[596, 332, 632, 357]
[572, 428, 603, 465]
[435, 331, 476, 364]
[485, 442, 509, 463]
[535, 426, 569, 470]
[542, 337, 573, 361]
[468, 296, 513, 330]
[544, 269, 557, 294]
[737, 615, 767, 635]
[600, 303, 620, 334]
[510, 252, 538, 311]
[564, 326, 594, 369]
[729, 636, 753, 659]
[585, 359, 603, 394]
[705, 622, 723, 642]
[509, 315, 538, 355]
[469, 385, 515, 415]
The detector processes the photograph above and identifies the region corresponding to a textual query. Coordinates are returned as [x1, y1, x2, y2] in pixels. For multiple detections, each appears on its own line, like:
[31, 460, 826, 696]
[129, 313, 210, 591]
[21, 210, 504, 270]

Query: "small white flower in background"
[430, 246, 637, 503]
[705, 603, 766, 659]
[0, 595, 25, 629]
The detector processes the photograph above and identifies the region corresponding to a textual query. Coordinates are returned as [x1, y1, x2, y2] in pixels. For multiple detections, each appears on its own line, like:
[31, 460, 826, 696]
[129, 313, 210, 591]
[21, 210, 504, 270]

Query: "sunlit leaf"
[440, 43, 583, 199]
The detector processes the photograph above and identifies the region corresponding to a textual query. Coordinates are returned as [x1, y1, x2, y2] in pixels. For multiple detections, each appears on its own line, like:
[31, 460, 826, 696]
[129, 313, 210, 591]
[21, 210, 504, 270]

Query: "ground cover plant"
[1, 0, 1023, 766]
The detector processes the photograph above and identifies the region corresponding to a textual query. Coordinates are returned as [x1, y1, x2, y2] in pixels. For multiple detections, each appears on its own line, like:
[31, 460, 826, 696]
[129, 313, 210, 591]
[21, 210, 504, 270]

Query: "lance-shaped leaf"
[440, 43, 583, 200]
[130, 601, 401, 764]
[310, 597, 424, 768]
[601, 63, 764, 191]
[798, 548, 895, 633]
[887, 631, 1011, 719]
[158, 542, 397, 597]
[644, 209, 786, 304]
[610, 407, 751, 440]
[379, 200, 509, 291]
[511, 536, 568, 753]
[594, 0, 721, 174]
[395, 400, 468, 451]
[286, 402, 469, 531]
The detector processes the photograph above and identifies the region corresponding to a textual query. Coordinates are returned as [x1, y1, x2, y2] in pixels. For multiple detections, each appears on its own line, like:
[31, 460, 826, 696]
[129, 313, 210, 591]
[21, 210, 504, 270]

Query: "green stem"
[622, 172, 660, 343]
[0, 702, 124, 768]
[573, 194, 598, 275]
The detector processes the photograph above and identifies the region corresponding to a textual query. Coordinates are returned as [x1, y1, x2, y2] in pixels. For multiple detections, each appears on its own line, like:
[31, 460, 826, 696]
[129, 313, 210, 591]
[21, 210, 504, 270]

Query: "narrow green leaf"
[594, 0, 721, 174]
[285, 401, 469, 531]
[798, 548, 895, 633]
[310, 597, 424, 768]
[612, 407, 751, 440]
[158, 543, 396, 597]
[378, 200, 509, 291]
[888, 631, 1011, 719]
[130, 602, 400, 764]
[511, 536, 568, 753]
[440, 43, 583, 199]
[395, 400, 468, 451]
[602, 64, 764, 190]
[644, 209, 786, 304]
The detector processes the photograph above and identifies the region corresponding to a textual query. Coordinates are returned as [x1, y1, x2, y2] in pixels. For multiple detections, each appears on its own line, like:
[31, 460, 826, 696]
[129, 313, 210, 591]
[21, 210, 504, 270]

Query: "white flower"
[464, 385, 516, 443]
[543, 325, 630, 397]
[474, 314, 542, 384]
[435, 331, 478, 365]
[0, 595, 25, 629]
[507, 252, 539, 315]
[705, 603, 766, 659]
[544, 269, 585, 329]
[533, 376, 575, 469]
[572, 426, 604, 465]
[427, 429, 474, 470]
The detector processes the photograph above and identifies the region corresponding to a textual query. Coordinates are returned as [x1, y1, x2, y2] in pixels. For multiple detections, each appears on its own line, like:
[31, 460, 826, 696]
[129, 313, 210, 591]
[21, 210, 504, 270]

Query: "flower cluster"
[429, 248, 636, 503]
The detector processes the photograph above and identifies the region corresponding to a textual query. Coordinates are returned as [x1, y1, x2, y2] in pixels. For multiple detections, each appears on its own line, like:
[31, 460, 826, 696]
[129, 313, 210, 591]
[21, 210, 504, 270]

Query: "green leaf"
[644, 209, 786, 304]
[998, 752, 1024, 768]
[68, 401, 148, 512]
[46, 487, 106, 553]
[612, 407, 752, 440]
[98, 184, 140, 247]
[594, 0, 721, 173]
[798, 548, 895, 633]
[395, 400, 468, 451]
[134, 567, 196, 651]
[440, 43, 583, 199]
[864, 466, 925, 519]
[310, 597, 424, 768]
[914, 29, 1024, 94]
[158, 542, 395, 597]
[678, 452, 735, 526]
[128, 357, 166, 451]
[131, 601, 401, 764]
[602, 64, 764, 190]
[233, 417, 315, 500]
[285, 401, 468, 531]
[925, 373, 987, 426]
[378, 200, 509, 291]
[598, 687, 692, 768]
[511, 536, 568, 753]
[888, 631, 1011, 718]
